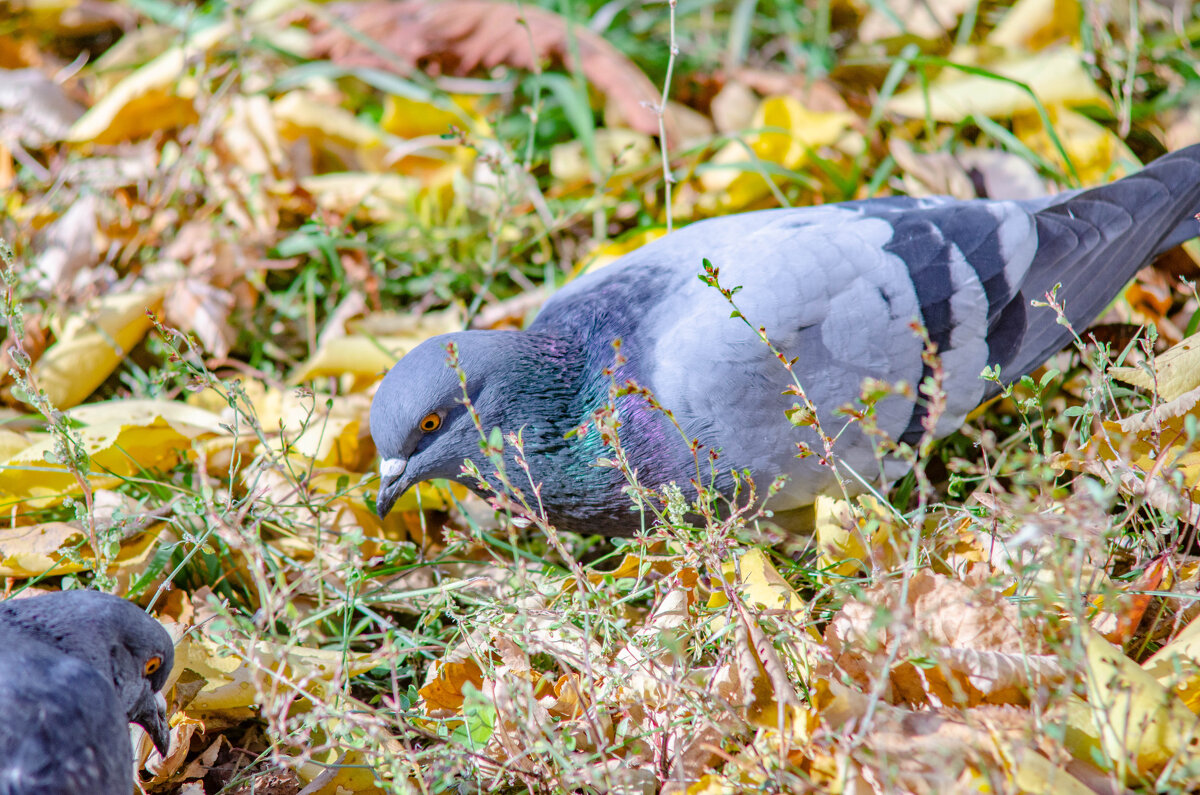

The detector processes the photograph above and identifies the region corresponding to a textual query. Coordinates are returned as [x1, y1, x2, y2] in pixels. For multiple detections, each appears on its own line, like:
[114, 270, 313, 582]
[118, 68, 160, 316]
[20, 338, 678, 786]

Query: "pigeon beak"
[132, 688, 171, 756]
[376, 456, 410, 518]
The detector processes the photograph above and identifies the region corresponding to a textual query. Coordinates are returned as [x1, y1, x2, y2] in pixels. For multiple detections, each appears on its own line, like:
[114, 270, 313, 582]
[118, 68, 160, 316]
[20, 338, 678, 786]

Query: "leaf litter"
[2, 0, 1200, 792]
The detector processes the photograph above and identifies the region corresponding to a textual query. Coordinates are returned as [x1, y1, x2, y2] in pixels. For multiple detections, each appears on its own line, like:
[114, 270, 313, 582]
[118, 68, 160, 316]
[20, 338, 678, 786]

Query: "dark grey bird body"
[0, 591, 173, 795]
[371, 145, 1200, 536]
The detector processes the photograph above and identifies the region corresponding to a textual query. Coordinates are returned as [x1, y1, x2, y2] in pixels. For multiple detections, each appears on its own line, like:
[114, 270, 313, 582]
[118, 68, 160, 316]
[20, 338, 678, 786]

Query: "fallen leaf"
[988, 0, 1081, 50]
[1072, 627, 1200, 776]
[550, 128, 656, 186]
[32, 194, 99, 297]
[297, 173, 422, 222]
[886, 48, 1108, 122]
[826, 570, 1064, 707]
[859, 0, 974, 43]
[0, 399, 224, 507]
[1143, 614, 1200, 712]
[0, 520, 165, 578]
[1109, 332, 1200, 402]
[697, 95, 856, 211]
[31, 284, 167, 409]
[1014, 107, 1139, 184]
[311, 0, 670, 142]
[162, 278, 236, 358]
[68, 24, 228, 144]
[0, 67, 84, 146]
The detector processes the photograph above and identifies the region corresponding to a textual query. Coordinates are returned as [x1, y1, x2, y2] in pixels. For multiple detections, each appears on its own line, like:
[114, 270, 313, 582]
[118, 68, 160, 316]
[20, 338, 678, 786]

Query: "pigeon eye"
[144, 656, 162, 676]
[420, 413, 442, 432]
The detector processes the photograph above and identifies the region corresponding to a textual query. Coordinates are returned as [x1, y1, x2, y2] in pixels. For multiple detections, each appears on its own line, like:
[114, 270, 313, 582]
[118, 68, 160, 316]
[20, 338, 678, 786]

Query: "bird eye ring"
[144, 656, 162, 676]
[420, 413, 442, 432]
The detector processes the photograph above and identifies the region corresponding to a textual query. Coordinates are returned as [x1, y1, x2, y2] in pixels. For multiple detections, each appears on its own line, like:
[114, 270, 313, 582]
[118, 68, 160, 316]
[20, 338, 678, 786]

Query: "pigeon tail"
[1003, 143, 1200, 379]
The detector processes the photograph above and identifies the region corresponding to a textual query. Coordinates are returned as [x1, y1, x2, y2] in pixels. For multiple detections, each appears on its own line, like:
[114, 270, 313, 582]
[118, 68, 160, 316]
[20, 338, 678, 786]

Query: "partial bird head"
[0, 591, 174, 755]
[371, 331, 519, 517]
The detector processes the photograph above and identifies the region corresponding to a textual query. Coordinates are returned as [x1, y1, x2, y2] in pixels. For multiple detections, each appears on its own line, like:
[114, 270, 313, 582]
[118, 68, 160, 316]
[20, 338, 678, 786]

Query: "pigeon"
[371, 144, 1200, 536]
[0, 590, 174, 795]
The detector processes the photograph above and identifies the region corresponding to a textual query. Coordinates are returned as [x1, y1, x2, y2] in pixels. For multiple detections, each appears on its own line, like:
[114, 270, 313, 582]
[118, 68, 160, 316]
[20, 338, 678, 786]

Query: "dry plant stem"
[701, 262, 851, 499]
[444, 342, 593, 588]
[658, 0, 678, 232]
[0, 244, 102, 561]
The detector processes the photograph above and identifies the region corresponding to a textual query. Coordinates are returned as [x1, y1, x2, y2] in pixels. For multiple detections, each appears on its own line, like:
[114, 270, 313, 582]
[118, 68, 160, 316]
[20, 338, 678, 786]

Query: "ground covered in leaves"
[3, 0, 1200, 792]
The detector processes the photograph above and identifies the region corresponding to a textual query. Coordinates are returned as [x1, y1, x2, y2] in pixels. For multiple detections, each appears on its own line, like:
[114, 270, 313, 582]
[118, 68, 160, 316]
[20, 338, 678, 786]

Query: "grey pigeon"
[371, 144, 1200, 536]
[0, 590, 173, 795]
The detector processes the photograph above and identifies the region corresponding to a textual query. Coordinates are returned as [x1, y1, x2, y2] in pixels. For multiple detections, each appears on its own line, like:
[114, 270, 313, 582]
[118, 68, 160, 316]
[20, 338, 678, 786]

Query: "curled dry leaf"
[0, 520, 165, 578]
[67, 24, 228, 144]
[826, 570, 1064, 707]
[311, 0, 670, 142]
[177, 630, 378, 714]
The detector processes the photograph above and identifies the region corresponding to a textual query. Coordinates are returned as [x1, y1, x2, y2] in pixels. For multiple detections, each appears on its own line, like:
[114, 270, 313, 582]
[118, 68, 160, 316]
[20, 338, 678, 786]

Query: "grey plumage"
[0, 591, 173, 795]
[371, 144, 1200, 536]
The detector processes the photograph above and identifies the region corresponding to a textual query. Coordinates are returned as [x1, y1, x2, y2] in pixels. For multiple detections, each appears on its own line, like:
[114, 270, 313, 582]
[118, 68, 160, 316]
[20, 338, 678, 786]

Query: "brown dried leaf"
[0, 67, 84, 146]
[311, 0, 669, 142]
[826, 570, 1064, 707]
[420, 656, 485, 717]
[33, 194, 99, 297]
[162, 278, 236, 359]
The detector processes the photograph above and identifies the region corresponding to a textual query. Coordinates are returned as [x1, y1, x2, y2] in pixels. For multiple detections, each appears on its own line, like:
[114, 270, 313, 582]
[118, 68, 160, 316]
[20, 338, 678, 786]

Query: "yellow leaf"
[814, 495, 901, 576]
[381, 94, 475, 139]
[67, 25, 228, 144]
[266, 393, 369, 469]
[0, 521, 165, 578]
[575, 227, 668, 277]
[550, 128, 656, 185]
[380, 94, 486, 187]
[0, 430, 30, 461]
[0, 400, 223, 508]
[1109, 333, 1200, 402]
[419, 656, 485, 716]
[1143, 616, 1200, 713]
[1073, 627, 1200, 776]
[886, 48, 1108, 121]
[31, 285, 167, 409]
[297, 173, 421, 223]
[1084, 414, 1200, 504]
[273, 90, 383, 162]
[296, 749, 389, 794]
[710, 547, 804, 612]
[179, 633, 377, 713]
[1014, 107, 1139, 184]
[987, 0, 1081, 50]
[290, 335, 410, 384]
[698, 96, 854, 210]
[290, 310, 463, 384]
[1007, 746, 1095, 795]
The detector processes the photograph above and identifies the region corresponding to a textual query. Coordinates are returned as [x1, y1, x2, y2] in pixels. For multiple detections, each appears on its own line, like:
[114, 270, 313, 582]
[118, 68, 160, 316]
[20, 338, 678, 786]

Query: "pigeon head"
[0, 591, 174, 754]
[371, 330, 545, 517]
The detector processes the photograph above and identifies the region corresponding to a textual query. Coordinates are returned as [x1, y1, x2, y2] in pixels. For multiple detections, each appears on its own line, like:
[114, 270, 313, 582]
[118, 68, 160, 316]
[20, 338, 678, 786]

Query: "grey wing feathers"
[1001, 147, 1200, 378]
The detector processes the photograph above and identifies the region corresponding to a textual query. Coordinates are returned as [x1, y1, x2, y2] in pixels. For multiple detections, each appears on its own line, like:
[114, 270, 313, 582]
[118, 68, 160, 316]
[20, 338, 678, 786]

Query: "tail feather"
[1003, 144, 1200, 378]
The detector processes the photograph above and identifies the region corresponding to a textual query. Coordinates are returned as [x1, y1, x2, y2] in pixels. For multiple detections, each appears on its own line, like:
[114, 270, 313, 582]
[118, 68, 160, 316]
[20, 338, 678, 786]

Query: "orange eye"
[420, 413, 442, 432]
[144, 656, 162, 676]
